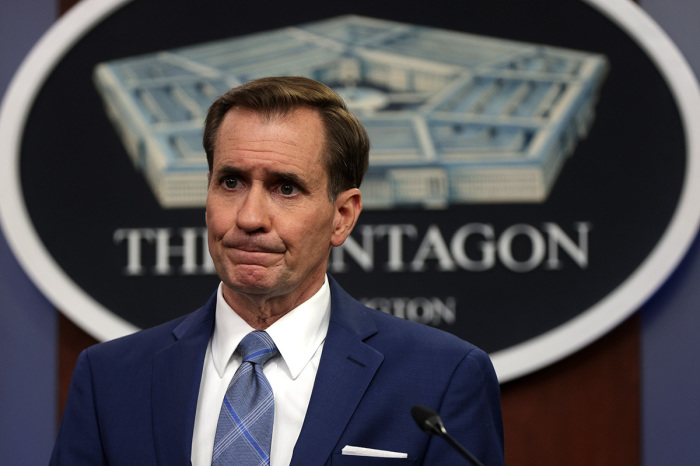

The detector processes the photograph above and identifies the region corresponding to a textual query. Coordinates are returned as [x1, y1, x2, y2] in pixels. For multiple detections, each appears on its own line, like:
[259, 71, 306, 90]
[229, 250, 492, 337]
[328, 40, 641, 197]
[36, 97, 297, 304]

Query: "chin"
[225, 273, 280, 296]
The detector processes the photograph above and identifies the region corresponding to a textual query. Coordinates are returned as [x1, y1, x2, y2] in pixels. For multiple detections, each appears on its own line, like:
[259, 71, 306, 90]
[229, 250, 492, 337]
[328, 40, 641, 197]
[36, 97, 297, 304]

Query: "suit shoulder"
[330, 278, 474, 349]
[84, 300, 212, 366]
[82, 315, 182, 363]
[366, 305, 485, 360]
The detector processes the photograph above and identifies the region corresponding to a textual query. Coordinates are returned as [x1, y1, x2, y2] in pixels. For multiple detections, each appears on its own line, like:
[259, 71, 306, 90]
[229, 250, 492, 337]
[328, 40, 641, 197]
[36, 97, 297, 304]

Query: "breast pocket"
[331, 453, 417, 465]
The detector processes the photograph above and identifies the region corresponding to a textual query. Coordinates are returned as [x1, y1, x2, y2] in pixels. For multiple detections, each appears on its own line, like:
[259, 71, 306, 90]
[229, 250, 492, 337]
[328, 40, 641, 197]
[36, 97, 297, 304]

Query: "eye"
[223, 177, 239, 189]
[279, 183, 298, 196]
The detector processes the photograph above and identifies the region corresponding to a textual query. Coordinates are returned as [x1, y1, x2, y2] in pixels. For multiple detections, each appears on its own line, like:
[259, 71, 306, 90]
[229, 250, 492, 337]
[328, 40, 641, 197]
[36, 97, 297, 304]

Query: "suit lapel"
[151, 295, 215, 466]
[290, 278, 383, 465]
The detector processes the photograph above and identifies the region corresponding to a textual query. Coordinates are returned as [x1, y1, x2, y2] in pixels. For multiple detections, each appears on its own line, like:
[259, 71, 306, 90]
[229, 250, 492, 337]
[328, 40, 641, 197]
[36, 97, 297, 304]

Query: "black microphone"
[411, 405, 485, 466]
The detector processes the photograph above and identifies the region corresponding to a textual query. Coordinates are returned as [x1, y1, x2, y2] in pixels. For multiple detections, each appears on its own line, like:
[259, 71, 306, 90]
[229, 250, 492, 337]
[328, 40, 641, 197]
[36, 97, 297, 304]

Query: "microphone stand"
[411, 405, 485, 466]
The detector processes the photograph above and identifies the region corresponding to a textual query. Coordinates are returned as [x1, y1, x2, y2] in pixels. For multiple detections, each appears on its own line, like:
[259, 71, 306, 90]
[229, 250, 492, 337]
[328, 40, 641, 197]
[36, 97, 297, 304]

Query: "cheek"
[285, 210, 335, 247]
[205, 203, 228, 238]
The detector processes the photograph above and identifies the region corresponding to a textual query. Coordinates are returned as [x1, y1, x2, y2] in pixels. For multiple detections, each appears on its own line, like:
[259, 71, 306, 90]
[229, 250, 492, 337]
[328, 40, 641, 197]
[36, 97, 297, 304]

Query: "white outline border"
[0, 0, 138, 341]
[1, 0, 698, 381]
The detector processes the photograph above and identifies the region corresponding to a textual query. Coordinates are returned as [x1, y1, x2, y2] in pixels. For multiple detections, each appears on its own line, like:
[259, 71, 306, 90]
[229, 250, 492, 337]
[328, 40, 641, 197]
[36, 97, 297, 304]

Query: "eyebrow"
[213, 164, 241, 176]
[270, 170, 306, 189]
[214, 165, 245, 178]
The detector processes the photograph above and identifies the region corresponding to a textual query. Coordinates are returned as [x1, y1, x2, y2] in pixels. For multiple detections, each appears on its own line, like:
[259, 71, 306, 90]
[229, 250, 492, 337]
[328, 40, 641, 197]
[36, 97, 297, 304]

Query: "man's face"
[206, 107, 356, 308]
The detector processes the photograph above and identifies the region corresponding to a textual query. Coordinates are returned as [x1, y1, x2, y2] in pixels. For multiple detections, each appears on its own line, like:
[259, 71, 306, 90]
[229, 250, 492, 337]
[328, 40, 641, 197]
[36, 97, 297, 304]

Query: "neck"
[221, 277, 325, 330]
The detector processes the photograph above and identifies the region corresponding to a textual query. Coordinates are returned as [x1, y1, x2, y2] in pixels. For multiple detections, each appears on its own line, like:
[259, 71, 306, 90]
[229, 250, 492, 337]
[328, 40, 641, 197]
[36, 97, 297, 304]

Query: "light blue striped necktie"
[212, 330, 278, 466]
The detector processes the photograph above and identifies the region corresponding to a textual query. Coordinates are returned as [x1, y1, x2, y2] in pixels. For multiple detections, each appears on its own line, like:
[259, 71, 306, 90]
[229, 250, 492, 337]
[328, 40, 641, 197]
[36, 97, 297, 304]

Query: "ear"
[331, 188, 362, 247]
[205, 172, 212, 225]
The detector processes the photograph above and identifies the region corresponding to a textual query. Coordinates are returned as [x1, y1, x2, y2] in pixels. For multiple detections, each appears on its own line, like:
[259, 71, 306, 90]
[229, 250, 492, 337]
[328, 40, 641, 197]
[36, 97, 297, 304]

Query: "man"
[51, 77, 504, 465]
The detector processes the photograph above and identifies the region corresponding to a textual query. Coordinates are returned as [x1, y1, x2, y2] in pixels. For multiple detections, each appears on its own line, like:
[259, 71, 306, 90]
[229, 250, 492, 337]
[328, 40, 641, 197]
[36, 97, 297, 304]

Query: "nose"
[236, 184, 270, 233]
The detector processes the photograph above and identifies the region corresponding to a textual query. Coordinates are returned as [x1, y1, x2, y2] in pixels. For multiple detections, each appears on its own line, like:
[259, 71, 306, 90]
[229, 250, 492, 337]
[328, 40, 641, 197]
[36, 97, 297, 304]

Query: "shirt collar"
[212, 276, 331, 379]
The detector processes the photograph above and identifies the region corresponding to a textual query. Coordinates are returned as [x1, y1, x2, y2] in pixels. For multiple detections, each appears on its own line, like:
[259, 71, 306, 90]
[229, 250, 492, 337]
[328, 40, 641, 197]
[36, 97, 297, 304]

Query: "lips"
[219, 236, 286, 266]
[231, 245, 279, 254]
[223, 240, 285, 255]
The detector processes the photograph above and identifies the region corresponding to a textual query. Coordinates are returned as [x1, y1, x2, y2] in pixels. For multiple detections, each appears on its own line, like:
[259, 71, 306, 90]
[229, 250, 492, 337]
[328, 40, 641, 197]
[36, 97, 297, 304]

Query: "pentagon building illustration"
[94, 15, 608, 209]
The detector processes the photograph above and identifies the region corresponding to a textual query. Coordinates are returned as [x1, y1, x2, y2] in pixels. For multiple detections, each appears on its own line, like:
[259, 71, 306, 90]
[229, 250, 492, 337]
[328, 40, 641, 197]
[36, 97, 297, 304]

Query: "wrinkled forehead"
[213, 105, 329, 166]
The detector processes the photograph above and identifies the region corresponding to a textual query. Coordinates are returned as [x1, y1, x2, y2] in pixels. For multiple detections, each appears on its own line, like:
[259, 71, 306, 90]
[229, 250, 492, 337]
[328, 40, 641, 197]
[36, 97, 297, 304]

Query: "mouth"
[225, 243, 285, 255]
[222, 236, 285, 253]
[234, 246, 275, 254]
[222, 243, 285, 265]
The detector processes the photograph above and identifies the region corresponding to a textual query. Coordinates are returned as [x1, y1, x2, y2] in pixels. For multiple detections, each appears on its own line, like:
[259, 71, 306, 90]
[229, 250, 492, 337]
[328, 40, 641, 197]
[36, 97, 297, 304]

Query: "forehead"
[212, 106, 327, 169]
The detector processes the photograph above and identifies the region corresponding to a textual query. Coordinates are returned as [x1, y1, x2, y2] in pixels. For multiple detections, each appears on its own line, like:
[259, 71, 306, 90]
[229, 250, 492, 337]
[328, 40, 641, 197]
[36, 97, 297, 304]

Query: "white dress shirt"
[191, 277, 331, 466]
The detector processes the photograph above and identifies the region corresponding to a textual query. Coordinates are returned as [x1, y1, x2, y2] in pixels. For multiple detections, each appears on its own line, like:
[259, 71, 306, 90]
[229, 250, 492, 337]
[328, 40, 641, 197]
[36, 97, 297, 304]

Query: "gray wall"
[1, 0, 699, 464]
[0, 2, 58, 465]
[638, 1, 700, 464]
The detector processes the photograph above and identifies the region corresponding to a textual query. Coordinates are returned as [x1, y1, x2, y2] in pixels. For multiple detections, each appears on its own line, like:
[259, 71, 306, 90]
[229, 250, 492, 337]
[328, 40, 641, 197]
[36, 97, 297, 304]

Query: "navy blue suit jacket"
[51, 277, 504, 465]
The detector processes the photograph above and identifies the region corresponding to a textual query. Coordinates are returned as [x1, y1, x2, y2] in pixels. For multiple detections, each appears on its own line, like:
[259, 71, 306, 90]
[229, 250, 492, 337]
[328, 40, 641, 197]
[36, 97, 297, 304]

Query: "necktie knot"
[238, 330, 278, 366]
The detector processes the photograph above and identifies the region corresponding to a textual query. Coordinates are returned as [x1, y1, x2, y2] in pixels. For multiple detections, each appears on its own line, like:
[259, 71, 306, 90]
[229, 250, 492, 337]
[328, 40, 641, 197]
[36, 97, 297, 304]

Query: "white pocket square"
[341, 445, 408, 458]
